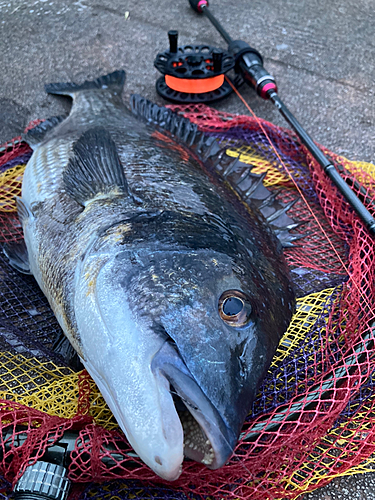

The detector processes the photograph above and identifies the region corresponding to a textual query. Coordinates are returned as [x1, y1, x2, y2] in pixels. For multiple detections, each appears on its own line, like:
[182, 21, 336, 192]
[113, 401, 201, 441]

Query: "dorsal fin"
[130, 94, 199, 146]
[23, 116, 65, 147]
[63, 127, 129, 206]
[130, 95, 304, 247]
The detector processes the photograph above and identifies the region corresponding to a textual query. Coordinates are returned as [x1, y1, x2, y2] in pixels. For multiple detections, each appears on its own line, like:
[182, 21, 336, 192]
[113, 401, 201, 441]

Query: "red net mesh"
[0, 138, 32, 243]
[0, 106, 374, 499]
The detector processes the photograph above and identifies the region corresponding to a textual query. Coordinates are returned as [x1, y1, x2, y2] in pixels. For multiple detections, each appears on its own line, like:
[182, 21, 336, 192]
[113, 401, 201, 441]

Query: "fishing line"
[152, 18, 375, 443]
[222, 79, 375, 440]
[188, 0, 375, 237]
[156, 1, 375, 316]
[185, 0, 375, 329]
[153, 3, 375, 314]
[225, 76, 375, 318]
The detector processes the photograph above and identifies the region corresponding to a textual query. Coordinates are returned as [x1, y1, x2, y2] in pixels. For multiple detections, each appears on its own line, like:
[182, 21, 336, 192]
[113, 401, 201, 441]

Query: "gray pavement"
[0, 0, 375, 498]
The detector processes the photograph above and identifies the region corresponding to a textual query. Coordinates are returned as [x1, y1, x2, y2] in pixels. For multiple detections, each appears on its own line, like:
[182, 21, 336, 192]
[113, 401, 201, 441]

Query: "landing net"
[0, 104, 374, 499]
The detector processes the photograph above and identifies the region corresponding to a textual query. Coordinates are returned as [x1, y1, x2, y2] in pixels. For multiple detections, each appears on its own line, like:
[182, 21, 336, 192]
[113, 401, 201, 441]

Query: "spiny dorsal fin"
[266, 198, 298, 225]
[274, 223, 308, 248]
[63, 127, 129, 206]
[129, 95, 305, 247]
[211, 153, 304, 247]
[23, 116, 65, 147]
[45, 70, 126, 98]
[130, 94, 199, 146]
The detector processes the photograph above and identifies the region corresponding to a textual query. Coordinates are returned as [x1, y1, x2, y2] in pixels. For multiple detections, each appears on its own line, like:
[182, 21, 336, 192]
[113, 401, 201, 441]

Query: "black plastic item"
[13, 462, 70, 500]
[7, 429, 134, 499]
[154, 30, 235, 103]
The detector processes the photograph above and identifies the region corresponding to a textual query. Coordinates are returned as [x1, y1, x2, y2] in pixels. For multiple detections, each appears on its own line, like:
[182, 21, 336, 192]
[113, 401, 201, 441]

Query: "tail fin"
[45, 70, 126, 97]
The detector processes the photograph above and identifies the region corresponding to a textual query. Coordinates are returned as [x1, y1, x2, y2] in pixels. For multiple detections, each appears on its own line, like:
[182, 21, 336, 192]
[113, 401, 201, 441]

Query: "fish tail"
[44, 70, 126, 98]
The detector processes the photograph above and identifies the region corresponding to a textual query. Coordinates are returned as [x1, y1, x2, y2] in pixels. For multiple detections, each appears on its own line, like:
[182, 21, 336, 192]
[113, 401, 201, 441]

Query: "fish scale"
[7, 70, 296, 481]
[22, 139, 73, 204]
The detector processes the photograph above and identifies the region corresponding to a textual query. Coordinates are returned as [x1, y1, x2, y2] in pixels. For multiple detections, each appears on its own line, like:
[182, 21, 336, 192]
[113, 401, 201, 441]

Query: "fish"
[5, 70, 296, 480]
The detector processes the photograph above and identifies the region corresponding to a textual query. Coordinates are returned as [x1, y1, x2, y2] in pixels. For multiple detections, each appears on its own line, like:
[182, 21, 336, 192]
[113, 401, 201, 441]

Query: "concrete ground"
[0, 0, 374, 498]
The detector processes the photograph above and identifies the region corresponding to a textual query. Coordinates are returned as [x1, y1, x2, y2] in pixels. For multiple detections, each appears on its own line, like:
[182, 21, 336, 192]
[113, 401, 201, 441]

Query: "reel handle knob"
[168, 30, 178, 53]
[188, 0, 208, 13]
[212, 48, 223, 72]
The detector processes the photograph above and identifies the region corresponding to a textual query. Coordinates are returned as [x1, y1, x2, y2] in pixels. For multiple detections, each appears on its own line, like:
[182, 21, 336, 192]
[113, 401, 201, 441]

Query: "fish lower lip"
[151, 341, 235, 469]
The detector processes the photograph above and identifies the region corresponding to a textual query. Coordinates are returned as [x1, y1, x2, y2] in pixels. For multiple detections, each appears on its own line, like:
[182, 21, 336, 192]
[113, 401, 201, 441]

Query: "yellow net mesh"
[226, 147, 293, 186]
[0, 164, 26, 212]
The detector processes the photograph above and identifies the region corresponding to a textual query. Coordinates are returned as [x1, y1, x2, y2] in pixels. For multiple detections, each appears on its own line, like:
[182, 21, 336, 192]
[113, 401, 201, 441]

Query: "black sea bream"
[11, 71, 295, 480]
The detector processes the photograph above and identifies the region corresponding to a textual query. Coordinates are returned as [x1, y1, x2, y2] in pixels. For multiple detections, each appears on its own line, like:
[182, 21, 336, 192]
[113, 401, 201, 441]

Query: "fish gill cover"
[0, 103, 374, 499]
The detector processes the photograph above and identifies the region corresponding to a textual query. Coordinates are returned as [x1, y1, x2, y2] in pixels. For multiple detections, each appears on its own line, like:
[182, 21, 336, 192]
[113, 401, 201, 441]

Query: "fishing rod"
[188, 0, 375, 237]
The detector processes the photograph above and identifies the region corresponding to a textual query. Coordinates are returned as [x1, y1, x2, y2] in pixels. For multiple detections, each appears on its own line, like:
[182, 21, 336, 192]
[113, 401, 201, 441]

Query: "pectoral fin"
[3, 240, 31, 274]
[63, 127, 129, 206]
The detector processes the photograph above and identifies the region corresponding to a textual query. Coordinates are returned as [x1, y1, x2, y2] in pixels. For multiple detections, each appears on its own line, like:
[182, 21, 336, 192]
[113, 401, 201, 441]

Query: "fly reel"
[154, 30, 235, 103]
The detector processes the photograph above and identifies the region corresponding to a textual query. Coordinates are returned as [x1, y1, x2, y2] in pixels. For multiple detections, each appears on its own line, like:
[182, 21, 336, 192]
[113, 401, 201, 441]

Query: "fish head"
[74, 213, 294, 479]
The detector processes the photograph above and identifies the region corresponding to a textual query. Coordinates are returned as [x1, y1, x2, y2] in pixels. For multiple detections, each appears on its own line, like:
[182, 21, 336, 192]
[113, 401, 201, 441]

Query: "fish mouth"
[151, 341, 236, 470]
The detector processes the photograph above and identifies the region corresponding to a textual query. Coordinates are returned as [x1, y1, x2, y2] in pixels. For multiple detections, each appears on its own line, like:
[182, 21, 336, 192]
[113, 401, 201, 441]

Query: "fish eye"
[218, 290, 252, 327]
